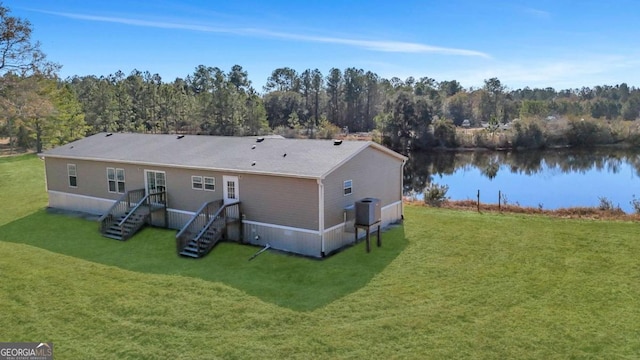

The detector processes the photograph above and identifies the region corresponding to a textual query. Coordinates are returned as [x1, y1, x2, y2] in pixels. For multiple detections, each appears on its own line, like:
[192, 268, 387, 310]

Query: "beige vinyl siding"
[160, 168, 221, 212]
[323, 147, 403, 229]
[46, 156, 319, 230]
[240, 173, 319, 230]
[45, 158, 143, 201]
[45, 157, 224, 212]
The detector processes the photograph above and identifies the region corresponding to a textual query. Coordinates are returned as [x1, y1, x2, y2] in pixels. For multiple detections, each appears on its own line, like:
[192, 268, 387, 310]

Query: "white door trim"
[222, 175, 239, 204]
[144, 169, 167, 199]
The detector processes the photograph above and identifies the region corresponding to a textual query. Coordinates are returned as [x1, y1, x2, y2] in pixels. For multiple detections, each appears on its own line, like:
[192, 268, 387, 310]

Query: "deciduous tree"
[0, 3, 56, 76]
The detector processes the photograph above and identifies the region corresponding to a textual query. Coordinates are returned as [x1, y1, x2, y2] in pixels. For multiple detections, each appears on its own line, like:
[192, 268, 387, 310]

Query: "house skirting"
[48, 191, 185, 228]
[166, 209, 195, 230]
[322, 201, 403, 255]
[47, 191, 403, 258]
[243, 220, 322, 257]
[48, 191, 114, 215]
[242, 198, 401, 257]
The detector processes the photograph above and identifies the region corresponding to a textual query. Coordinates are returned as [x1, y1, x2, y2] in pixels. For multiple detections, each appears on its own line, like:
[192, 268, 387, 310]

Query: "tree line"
[2, 3, 640, 154]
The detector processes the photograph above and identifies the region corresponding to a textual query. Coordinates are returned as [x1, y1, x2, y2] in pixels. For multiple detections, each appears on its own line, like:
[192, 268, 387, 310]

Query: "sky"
[5, 0, 640, 91]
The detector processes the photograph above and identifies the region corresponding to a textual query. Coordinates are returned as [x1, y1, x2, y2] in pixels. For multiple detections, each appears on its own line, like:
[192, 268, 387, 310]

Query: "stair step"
[183, 245, 200, 252]
[179, 250, 200, 258]
[102, 211, 146, 241]
[189, 237, 212, 244]
[103, 233, 124, 240]
[176, 201, 231, 259]
[187, 241, 211, 249]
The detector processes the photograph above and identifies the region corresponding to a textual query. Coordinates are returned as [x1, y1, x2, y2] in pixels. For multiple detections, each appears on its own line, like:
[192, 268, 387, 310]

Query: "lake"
[404, 148, 640, 213]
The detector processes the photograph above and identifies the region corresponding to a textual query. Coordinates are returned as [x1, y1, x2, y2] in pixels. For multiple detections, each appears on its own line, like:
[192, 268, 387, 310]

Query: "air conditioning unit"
[355, 198, 381, 226]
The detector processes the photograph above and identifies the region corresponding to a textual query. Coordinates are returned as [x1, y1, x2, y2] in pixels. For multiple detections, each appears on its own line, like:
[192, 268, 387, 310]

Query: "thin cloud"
[441, 55, 640, 89]
[35, 9, 490, 58]
[261, 30, 490, 57]
[523, 7, 551, 19]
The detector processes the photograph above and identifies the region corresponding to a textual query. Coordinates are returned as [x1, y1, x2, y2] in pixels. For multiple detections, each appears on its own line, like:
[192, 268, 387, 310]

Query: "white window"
[344, 180, 353, 196]
[204, 177, 215, 191]
[107, 168, 125, 193]
[68, 164, 77, 188]
[192, 176, 203, 190]
[116, 169, 125, 193]
[227, 180, 236, 199]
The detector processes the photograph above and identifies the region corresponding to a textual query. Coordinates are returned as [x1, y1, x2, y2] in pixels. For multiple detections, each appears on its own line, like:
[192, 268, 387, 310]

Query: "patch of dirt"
[46, 207, 101, 221]
[0, 137, 32, 157]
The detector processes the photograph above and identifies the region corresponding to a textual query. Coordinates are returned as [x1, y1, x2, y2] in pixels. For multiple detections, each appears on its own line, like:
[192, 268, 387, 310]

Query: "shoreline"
[417, 142, 637, 153]
[405, 199, 640, 221]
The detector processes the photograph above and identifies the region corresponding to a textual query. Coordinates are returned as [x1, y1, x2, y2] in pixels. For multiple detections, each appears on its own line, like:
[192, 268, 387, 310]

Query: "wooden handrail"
[99, 188, 145, 233]
[117, 191, 166, 227]
[177, 200, 240, 256]
[194, 202, 230, 241]
[98, 189, 140, 222]
[176, 199, 222, 240]
[98, 188, 168, 242]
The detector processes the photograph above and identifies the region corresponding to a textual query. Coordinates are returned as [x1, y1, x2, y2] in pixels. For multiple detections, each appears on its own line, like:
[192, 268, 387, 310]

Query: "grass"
[0, 210, 406, 311]
[0, 154, 48, 225]
[434, 198, 640, 221]
[2, 154, 640, 358]
[0, 155, 406, 311]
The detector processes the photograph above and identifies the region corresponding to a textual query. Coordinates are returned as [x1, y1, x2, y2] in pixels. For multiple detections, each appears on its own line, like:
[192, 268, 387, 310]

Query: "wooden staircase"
[99, 189, 167, 241]
[176, 200, 240, 258]
[179, 226, 223, 258]
[102, 210, 148, 240]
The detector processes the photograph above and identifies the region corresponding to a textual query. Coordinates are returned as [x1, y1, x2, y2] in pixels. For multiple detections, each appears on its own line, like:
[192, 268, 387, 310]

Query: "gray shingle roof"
[43, 133, 405, 179]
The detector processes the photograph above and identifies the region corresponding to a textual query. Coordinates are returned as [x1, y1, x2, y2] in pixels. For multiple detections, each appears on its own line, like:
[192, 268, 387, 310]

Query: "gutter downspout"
[318, 178, 325, 257]
[39, 154, 50, 205]
[401, 159, 406, 220]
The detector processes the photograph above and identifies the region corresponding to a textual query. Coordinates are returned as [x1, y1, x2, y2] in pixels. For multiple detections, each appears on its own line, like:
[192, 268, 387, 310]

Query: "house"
[41, 133, 407, 258]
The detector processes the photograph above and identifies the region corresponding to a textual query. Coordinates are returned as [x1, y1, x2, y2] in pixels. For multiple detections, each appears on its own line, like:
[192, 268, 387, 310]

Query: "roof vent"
[251, 161, 256, 166]
[105, 133, 113, 137]
[333, 139, 342, 146]
[177, 135, 185, 139]
[252, 145, 256, 149]
[256, 137, 264, 143]
[283, 153, 287, 157]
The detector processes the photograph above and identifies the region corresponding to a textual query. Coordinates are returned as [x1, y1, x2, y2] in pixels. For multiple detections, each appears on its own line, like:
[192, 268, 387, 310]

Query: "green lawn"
[1, 155, 640, 359]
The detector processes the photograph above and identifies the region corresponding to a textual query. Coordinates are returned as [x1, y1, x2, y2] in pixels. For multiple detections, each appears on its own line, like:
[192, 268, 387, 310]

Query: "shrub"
[315, 118, 342, 139]
[423, 183, 449, 207]
[433, 118, 457, 147]
[512, 119, 545, 149]
[630, 195, 640, 214]
[593, 196, 625, 215]
[567, 118, 612, 146]
[473, 130, 511, 150]
[598, 196, 615, 211]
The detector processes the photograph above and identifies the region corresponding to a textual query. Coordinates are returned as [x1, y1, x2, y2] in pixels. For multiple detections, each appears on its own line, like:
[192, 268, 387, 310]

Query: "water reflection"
[405, 148, 640, 212]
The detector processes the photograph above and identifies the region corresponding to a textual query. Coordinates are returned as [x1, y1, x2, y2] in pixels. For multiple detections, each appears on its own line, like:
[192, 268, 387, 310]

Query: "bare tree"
[0, 3, 58, 76]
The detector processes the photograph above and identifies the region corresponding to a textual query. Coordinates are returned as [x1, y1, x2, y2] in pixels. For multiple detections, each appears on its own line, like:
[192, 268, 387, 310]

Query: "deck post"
[366, 228, 371, 253]
[355, 221, 381, 253]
